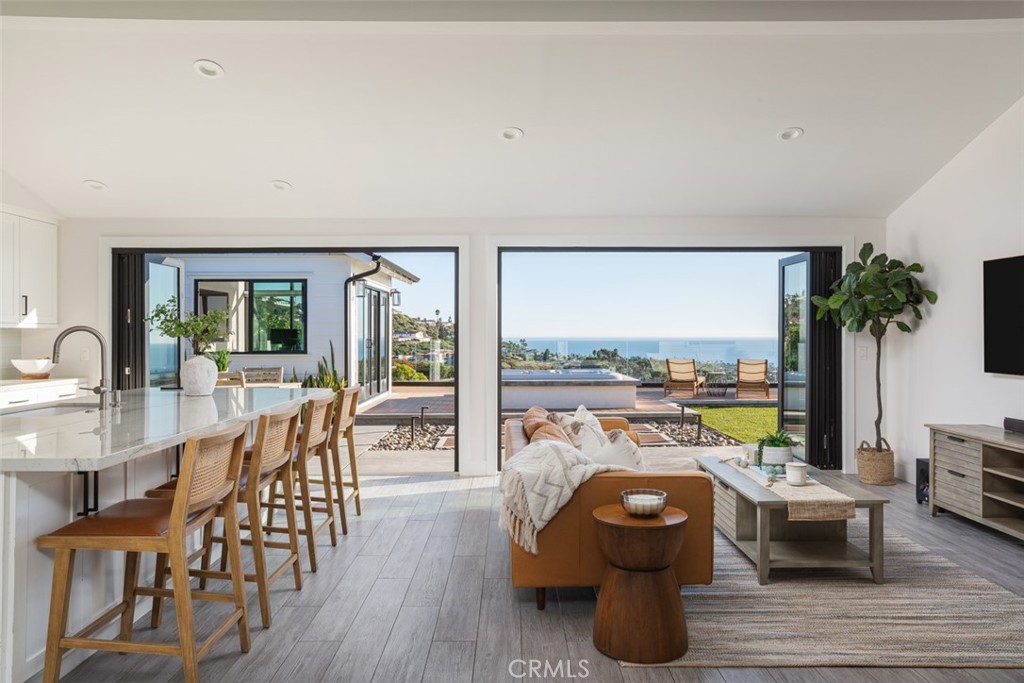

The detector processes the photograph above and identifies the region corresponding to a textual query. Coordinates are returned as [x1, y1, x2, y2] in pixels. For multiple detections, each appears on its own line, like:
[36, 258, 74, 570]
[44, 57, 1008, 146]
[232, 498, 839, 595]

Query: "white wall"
[1, 172, 59, 219]
[20, 216, 884, 476]
[886, 98, 1024, 480]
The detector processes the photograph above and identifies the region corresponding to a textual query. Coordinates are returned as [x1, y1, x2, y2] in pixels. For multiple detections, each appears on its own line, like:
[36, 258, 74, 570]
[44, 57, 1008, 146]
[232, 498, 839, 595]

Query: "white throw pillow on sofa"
[589, 429, 647, 471]
[551, 405, 609, 456]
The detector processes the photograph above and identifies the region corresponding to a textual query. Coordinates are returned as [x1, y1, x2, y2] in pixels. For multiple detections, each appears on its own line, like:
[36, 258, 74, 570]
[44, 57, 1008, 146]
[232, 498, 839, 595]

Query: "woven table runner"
[720, 456, 855, 521]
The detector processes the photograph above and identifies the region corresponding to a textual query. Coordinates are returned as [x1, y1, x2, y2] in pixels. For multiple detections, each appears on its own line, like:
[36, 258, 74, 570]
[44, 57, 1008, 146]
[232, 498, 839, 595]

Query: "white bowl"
[12, 359, 55, 376]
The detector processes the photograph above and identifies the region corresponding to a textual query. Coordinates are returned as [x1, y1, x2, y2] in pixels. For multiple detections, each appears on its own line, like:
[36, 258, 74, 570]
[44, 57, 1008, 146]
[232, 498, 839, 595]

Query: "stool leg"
[198, 519, 215, 590]
[221, 500, 252, 653]
[169, 543, 199, 683]
[119, 551, 140, 644]
[280, 463, 303, 590]
[318, 443, 338, 546]
[246, 491, 272, 628]
[296, 459, 319, 572]
[330, 440, 348, 535]
[42, 548, 75, 683]
[151, 552, 168, 628]
[346, 427, 362, 515]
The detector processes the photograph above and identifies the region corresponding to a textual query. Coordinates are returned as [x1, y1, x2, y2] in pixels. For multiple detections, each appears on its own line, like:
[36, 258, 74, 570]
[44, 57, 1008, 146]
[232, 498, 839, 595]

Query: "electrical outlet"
[80, 347, 90, 362]
[856, 346, 867, 360]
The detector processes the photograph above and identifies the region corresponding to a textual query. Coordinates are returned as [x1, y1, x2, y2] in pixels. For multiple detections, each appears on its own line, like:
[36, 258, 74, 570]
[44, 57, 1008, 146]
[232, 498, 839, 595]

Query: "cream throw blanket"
[499, 440, 630, 555]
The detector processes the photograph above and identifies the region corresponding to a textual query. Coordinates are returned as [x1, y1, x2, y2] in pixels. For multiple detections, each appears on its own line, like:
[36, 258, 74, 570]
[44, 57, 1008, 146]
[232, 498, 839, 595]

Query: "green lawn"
[697, 406, 778, 443]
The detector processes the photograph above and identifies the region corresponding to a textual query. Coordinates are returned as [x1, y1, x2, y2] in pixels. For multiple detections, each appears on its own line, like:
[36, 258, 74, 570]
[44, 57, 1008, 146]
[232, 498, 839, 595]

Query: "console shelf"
[928, 424, 1024, 542]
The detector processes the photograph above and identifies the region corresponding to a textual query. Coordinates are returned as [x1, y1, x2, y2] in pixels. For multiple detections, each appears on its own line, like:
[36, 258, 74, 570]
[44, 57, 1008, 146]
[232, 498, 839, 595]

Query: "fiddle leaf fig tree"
[811, 243, 937, 452]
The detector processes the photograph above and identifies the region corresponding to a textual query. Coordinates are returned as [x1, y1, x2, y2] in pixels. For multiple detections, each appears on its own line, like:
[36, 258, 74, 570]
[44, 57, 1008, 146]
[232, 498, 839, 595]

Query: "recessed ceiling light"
[777, 127, 805, 141]
[82, 179, 107, 191]
[193, 59, 225, 79]
[501, 127, 525, 141]
[271, 180, 293, 191]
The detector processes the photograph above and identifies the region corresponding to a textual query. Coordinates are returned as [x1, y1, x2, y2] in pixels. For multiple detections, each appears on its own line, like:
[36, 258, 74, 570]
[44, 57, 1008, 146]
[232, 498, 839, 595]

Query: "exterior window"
[196, 279, 307, 354]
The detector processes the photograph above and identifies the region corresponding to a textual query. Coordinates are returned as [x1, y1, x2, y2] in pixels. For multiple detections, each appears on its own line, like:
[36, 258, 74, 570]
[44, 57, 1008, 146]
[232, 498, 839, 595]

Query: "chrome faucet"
[52, 325, 110, 410]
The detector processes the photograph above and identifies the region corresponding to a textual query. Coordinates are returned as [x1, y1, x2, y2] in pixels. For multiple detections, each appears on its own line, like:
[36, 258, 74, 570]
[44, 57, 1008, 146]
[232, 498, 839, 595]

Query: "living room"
[1, 1, 1022, 682]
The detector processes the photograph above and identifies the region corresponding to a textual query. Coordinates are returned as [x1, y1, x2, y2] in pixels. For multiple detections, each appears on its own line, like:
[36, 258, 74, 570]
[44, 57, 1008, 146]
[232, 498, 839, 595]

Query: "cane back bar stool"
[147, 405, 303, 629]
[308, 386, 363, 533]
[35, 423, 251, 683]
[265, 393, 338, 572]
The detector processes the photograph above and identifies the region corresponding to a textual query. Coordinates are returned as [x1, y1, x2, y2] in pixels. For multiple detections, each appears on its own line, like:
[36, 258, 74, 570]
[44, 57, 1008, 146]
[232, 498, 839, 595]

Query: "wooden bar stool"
[36, 423, 251, 683]
[147, 405, 303, 629]
[308, 386, 362, 534]
[265, 393, 337, 572]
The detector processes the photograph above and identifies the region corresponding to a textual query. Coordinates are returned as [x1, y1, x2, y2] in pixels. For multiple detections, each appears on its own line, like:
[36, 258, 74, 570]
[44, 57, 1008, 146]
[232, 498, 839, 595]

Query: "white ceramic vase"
[181, 355, 218, 396]
[761, 446, 793, 466]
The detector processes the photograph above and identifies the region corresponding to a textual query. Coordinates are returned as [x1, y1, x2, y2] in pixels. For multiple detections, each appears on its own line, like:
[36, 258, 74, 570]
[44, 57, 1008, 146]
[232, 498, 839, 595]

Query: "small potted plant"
[207, 348, 232, 375]
[147, 297, 230, 396]
[757, 430, 797, 467]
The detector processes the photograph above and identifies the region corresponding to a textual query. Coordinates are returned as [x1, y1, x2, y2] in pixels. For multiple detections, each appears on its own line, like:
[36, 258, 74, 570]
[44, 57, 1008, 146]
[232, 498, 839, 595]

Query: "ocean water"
[505, 337, 779, 365]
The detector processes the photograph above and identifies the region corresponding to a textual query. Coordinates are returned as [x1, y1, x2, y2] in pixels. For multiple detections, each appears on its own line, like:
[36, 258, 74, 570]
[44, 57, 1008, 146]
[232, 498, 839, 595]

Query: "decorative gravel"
[646, 419, 742, 448]
[369, 423, 452, 451]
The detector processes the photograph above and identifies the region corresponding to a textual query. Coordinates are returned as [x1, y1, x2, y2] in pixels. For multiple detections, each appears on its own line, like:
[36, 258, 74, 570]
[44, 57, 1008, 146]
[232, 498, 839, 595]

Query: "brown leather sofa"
[504, 414, 714, 609]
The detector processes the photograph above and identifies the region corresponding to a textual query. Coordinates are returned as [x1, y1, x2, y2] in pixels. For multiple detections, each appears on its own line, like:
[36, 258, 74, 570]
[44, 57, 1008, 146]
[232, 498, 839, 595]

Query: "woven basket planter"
[856, 439, 896, 485]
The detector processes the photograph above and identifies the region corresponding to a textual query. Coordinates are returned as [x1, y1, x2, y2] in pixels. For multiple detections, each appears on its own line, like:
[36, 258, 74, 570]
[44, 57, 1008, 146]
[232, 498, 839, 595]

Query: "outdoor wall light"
[390, 290, 402, 307]
[355, 280, 366, 297]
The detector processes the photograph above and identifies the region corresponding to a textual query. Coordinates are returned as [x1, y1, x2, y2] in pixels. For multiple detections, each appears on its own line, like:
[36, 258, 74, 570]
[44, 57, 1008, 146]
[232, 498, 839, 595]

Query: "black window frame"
[194, 278, 309, 355]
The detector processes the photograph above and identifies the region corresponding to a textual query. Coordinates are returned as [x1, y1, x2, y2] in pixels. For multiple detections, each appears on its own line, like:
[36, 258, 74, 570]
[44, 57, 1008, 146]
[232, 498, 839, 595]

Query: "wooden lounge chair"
[664, 359, 706, 398]
[736, 359, 770, 399]
[216, 372, 246, 388]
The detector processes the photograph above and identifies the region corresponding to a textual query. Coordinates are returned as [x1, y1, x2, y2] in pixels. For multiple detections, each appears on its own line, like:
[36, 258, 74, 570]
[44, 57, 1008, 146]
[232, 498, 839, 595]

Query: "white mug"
[785, 462, 808, 485]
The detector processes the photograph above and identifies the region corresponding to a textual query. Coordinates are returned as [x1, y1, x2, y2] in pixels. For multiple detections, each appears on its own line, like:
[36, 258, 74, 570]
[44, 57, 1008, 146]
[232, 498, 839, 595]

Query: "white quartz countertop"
[0, 377, 81, 390]
[0, 387, 333, 472]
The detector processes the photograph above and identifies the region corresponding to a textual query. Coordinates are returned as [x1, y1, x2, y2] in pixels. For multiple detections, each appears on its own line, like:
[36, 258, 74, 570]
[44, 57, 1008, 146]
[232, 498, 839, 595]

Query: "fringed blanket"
[499, 440, 630, 554]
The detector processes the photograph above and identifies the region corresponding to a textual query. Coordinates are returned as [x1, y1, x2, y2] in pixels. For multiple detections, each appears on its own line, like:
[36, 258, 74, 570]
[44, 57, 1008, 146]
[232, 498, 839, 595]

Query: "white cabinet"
[0, 210, 58, 328]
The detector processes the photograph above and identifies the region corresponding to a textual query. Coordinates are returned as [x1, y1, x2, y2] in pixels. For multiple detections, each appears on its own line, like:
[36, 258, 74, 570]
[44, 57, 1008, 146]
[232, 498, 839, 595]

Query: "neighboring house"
[168, 251, 418, 403]
[395, 331, 431, 342]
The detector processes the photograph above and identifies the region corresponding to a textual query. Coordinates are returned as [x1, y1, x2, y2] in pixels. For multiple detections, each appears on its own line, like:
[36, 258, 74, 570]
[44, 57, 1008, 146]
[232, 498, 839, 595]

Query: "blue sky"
[384, 250, 796, 338]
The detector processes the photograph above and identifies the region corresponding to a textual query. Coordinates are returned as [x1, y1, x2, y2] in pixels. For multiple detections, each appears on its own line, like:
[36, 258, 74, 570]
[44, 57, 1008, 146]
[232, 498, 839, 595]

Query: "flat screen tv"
[984, 255, 1024, 376]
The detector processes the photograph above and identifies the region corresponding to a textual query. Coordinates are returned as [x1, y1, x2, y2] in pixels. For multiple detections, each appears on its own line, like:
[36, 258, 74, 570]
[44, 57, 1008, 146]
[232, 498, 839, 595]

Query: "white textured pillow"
[589, 429, 647, 471]
[554, 405, 609, 456]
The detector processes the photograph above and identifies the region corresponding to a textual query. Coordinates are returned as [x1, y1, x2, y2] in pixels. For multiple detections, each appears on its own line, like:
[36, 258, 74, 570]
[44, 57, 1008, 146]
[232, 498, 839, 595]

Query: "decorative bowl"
[620, 488, 668, 517]
[12, 358, 55, 379]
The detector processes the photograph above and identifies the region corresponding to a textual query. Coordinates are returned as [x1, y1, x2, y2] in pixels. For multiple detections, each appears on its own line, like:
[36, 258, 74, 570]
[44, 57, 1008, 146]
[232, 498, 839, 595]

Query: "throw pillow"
[522, 405, 552, 439]
[589, 429, 647, 471]
[530, 423, 574, 446]
[557, 405, 609, 456]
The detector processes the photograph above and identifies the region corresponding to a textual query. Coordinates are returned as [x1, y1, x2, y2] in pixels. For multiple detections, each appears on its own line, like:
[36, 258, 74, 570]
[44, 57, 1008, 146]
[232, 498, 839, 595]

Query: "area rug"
[626, 520, 1024, 668]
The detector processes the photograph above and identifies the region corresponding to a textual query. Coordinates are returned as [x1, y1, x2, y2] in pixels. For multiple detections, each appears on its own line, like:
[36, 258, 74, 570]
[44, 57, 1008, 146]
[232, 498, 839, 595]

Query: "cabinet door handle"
[58, 392, 76, 398]
[945, 435, 966, 444]
[8, 399, 29, 405]
[21, 295, 28, 316]
[947, 469, 966, 478]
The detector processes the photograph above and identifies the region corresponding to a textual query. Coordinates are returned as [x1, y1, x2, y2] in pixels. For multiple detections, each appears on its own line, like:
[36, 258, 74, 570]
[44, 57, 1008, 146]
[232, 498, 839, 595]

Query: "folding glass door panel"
[146, 256, 185, 388]
[779, 254, 810, 460]
[778, 250, 842, 470]
[359, 286, 391, 400]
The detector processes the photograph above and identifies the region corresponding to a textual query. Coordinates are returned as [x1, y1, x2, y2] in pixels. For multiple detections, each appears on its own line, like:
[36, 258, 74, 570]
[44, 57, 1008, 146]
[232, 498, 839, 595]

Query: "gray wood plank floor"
[39, 473, 1024, 683]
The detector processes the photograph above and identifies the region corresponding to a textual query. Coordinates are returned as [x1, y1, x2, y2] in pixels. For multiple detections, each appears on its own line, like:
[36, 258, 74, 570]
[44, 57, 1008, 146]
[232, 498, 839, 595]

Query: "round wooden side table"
[592, 504, 689, 664]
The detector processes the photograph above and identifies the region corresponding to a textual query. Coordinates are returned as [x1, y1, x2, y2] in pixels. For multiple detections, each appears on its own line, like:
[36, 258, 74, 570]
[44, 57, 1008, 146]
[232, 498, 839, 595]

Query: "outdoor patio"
[359, 383, 778, 422]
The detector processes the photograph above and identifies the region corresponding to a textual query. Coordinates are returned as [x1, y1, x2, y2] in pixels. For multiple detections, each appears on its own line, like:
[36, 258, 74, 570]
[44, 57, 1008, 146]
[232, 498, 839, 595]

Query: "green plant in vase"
[146, 297, 230, 395]
[756, 430, 797, 468]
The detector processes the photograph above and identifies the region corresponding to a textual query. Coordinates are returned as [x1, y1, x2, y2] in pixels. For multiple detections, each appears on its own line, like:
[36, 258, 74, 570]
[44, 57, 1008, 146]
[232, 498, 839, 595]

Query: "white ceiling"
[2, 16, 1023, 218]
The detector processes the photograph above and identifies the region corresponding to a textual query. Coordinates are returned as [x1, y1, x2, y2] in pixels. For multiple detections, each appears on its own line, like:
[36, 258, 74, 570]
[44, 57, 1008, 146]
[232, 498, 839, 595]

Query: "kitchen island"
[0, 386, 333, 683]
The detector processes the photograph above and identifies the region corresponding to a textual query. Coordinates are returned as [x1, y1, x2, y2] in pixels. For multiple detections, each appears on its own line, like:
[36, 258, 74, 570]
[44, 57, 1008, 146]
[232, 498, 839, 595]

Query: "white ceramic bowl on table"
[11, 359, 55, 378]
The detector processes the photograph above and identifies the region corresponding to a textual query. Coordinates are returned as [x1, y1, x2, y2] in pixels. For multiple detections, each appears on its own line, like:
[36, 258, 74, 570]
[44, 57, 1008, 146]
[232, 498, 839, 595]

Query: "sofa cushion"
[588, 429, 647, 470]
[522, 405, 553, 439]
[530, 423, 574, 446]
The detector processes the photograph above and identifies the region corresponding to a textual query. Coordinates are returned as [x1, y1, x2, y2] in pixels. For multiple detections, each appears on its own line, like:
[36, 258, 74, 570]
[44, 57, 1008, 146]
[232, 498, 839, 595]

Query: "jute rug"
[627, 519, 1024, 668]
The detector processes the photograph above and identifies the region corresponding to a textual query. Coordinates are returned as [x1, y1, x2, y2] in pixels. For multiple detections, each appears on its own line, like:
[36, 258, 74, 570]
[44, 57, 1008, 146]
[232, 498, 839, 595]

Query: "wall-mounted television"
[984, 255, 1024, 376]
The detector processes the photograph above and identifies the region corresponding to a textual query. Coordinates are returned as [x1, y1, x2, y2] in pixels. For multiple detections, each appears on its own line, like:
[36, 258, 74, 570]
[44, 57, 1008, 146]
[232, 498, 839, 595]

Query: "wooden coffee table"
[697, 456, 889, 585]
[592, 504, 688, 663]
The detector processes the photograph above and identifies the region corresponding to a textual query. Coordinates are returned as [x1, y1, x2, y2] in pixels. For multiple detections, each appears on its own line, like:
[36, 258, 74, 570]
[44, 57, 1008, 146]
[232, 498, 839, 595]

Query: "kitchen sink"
[2, 402, 101, 418]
